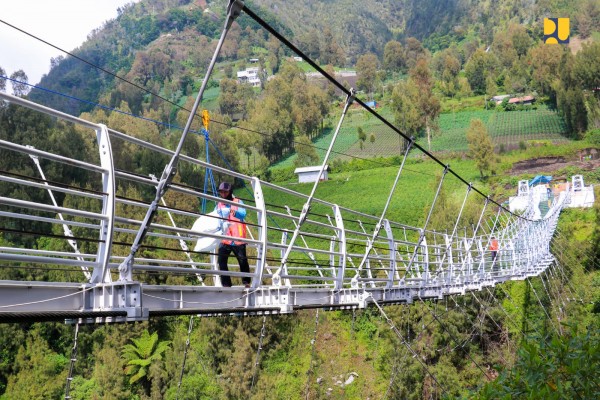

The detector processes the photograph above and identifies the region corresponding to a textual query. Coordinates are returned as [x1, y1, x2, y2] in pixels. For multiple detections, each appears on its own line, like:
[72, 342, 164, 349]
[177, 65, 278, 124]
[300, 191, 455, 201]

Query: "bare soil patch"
[569, 35, 594, 54]
[510, 148, 600, 178]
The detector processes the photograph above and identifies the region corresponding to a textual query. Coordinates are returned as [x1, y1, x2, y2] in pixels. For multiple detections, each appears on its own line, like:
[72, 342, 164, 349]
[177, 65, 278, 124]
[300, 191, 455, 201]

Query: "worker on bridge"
[490, 236, 499, 269]
[216, 182, 250, 288]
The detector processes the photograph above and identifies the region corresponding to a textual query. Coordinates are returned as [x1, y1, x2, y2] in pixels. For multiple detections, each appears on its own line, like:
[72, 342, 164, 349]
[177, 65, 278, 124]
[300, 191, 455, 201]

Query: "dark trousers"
[218, 243, 251, 287]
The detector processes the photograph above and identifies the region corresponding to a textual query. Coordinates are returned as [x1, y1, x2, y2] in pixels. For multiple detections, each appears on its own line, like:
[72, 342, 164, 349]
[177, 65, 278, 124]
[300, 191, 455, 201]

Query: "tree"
[491, 28, 518, 69]
[466, 119, 495, 178]
[528, 43, 563, 98]
[128, 49, 172, 86]
[477, 326, 600, 399]
[248, 62, 328, 162]
[356, 53, 379, 95]
[510, 24, 532, 58]
[465, 49, 497, 95]
[588, 187, 600, 272]
[404, 37, 427, 70]
[320, 28, 345, 66]
[435, 50, 461, 96]
[558, 88, 588, 137]
[575, 0, 599, 38]
[486, 74, 498, 99]
[410, 59, 441, 152]
[300, 29, 321, 61]
[121, 329, 171, 393]
[357, 126, 367, 150]
[573, 42, 600, 92]
[383, 40, 405, 72]
[294, 135, 319, 167]
[324, 64, 337, 100]
[219, 78, 253, 117]
[3, 329, 67, 399]
[9, 70, 29, 97]
[391, 80, 422, 139]
[222, 327, 254, 399]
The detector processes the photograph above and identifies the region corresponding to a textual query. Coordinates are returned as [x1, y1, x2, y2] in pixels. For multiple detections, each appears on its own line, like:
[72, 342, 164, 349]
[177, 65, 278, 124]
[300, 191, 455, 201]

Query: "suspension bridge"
[0, 87, 592, 323]
[0, 0, 595, 326]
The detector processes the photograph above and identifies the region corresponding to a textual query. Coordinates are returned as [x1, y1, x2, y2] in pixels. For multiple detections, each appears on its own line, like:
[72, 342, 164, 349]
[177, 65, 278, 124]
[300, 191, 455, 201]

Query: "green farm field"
[263, 157, 483, 228]
[272, 105, 570, 168]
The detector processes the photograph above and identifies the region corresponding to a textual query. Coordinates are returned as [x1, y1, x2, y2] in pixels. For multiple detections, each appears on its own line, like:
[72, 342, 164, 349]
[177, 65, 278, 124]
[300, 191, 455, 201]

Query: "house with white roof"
[237, 67, 261, 87]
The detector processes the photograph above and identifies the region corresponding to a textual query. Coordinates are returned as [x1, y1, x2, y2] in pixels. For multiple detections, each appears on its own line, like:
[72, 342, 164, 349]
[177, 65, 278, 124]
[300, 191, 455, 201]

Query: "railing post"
[251, 177, 267, 288]
[91, 124, 116, 284]
[332, 205, 346, 290]
[383, 219, 396, 289]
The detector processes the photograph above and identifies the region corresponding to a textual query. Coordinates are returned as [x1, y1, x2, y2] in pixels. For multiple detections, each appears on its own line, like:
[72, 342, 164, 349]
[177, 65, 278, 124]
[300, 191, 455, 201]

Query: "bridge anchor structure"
[0, 0, 591, 324]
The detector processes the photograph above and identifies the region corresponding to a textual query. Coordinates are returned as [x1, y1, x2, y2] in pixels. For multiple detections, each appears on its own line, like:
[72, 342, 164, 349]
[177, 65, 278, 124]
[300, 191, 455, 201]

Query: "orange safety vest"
[217, 197, 247, 245]
[490, 238, 499, 251]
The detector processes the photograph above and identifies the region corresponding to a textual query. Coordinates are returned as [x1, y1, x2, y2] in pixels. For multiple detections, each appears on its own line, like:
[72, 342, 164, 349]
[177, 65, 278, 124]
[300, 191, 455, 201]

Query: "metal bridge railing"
[0, 92, 564, 321]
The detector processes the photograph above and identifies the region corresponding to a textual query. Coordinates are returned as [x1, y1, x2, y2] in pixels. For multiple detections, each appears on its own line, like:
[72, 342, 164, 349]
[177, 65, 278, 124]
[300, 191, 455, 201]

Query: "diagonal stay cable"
[240, 3, 530, 221]
[402, 166, 449, 279]
[276, 91, 354, 284]
[351, 138, 414, 284]
[116, 0, 245, 282]
[4, 8, 531, 218]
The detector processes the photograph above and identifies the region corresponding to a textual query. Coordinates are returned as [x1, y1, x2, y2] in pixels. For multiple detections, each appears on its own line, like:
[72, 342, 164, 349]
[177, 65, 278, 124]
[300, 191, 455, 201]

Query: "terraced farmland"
[271, 104, 570, 169]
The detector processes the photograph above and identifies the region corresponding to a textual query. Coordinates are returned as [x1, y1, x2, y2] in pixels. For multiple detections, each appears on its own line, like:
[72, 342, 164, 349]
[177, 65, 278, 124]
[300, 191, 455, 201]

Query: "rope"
[303, 309, 320, 400]
[176, 316, 195, 400]
[527, 278, 560, 336]
[64, 322, 80, 400]
[469, 291, 511, 363]
[250, 315, 267, 392]
[369, 296, 449, 397]
[418, 295, 493, 382]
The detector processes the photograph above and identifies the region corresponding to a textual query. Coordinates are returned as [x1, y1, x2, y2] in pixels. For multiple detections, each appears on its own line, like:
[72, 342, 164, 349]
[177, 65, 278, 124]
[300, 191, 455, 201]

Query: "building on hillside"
[493, 94, 535, 105]
[508, 95, 535, 105]
[294, 165, 329, 183]
[237, 67, 261, 87]
[492, 94, 511, 103]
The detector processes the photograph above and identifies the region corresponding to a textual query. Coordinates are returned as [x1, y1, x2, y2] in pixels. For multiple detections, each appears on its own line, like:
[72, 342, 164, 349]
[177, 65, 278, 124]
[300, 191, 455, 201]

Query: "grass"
[267, 157, 484, 228]
[440, 95, 486, 113]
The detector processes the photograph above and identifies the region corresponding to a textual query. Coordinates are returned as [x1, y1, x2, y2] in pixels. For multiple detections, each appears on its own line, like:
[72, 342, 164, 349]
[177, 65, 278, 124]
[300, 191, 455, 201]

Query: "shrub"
[519, 141, 527, 150]
[586, 129, 600, 145]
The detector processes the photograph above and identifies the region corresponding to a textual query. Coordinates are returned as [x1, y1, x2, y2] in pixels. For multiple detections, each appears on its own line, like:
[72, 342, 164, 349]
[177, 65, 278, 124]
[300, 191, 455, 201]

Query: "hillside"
[28, 0, 596, 114]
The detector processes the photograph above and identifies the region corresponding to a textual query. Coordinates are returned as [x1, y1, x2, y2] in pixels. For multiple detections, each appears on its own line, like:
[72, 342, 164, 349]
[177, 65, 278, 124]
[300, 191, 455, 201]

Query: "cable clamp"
[226, 0, 245, 30]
